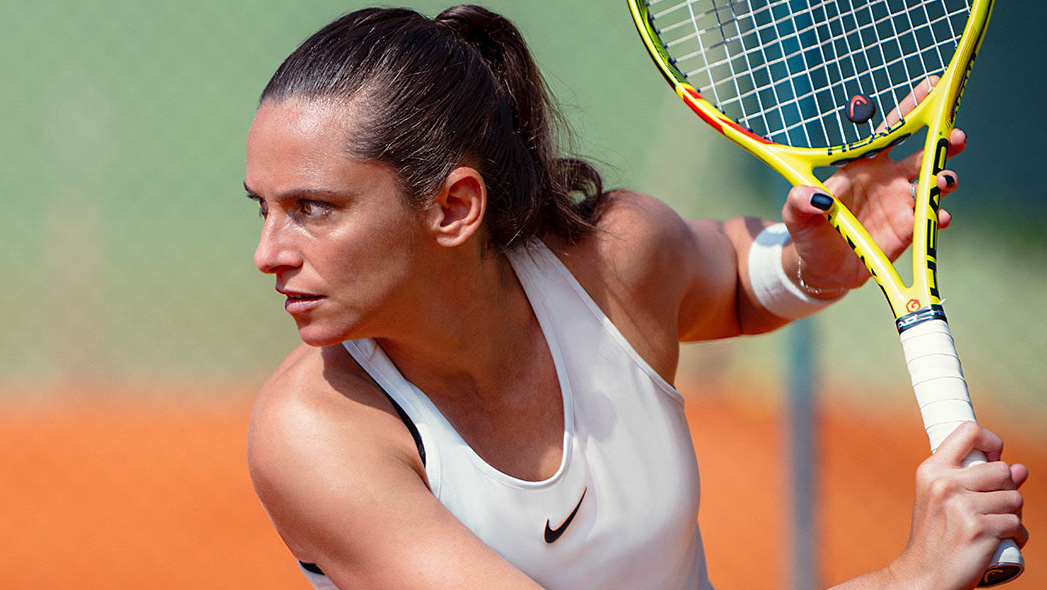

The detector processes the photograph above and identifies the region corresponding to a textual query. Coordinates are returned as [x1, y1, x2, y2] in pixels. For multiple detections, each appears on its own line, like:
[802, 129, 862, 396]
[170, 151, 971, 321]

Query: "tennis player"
[245, 6, 1027, 590]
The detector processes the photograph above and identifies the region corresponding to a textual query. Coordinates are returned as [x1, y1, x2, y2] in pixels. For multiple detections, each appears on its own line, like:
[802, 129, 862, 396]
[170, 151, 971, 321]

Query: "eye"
[246, 193, 268, 219]
[299, 199, 331, 219]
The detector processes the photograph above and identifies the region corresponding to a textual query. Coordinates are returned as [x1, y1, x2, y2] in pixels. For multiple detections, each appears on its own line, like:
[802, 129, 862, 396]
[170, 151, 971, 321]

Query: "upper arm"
[647, 201, 781, 341]
[557, 192, 790, 377]
[565, 192, 759, 330]
[247, 346, 543, 590]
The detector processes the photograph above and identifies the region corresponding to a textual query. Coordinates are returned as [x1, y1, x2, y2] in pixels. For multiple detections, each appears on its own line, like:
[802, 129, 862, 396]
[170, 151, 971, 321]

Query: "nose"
[254, 216, 302, 274]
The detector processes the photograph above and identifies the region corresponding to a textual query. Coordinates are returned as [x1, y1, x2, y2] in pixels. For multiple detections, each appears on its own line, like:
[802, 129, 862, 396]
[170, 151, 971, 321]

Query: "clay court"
[1, 382, 1041, 590]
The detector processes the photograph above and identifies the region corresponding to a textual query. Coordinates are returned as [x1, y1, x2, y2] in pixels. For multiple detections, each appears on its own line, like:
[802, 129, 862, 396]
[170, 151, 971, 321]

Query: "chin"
[295, 322, 353, 348]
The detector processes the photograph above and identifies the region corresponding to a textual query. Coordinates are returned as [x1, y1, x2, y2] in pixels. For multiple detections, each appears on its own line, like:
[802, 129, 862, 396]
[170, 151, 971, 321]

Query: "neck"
[374, 243, 542, 405]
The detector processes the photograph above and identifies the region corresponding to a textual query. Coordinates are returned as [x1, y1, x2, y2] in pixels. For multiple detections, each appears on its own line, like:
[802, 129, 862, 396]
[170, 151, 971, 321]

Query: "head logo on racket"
[847, 94, 876, 124]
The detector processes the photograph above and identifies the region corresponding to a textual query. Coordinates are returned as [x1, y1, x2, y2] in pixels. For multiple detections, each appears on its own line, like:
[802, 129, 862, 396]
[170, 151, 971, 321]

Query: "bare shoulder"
[248, 343, 423, 477]
[247, 343, 427, 557]
[549, 191, 708, 379]
[247, 344, 543, 588]
[554, 191, 689, 285]
[547, 191, 742, 375]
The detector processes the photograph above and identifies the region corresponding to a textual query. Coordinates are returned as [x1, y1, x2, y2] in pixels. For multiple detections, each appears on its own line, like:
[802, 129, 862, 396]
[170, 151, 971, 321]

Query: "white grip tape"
[899, 319, 976, 454]
[901, 319, 1024, 583]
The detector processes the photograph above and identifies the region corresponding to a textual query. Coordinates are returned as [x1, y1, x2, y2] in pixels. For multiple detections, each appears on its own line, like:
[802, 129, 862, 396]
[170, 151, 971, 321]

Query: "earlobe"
[429, 167, 486, 247]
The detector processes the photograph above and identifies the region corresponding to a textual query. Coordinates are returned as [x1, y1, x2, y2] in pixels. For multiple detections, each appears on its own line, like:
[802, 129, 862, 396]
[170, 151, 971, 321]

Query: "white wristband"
[747, 223, 843, 320]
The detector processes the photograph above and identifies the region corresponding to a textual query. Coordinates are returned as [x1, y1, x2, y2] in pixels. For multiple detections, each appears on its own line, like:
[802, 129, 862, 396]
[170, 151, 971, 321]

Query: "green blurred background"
[2, 0, 1043, 428]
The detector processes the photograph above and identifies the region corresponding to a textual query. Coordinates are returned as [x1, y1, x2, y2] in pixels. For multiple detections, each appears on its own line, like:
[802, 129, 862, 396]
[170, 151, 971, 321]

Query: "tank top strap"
[507, 241, 679, 401]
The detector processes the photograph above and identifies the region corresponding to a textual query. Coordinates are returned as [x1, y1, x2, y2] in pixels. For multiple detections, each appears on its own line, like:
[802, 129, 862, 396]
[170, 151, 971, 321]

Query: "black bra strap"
[383, 392, 426, 467]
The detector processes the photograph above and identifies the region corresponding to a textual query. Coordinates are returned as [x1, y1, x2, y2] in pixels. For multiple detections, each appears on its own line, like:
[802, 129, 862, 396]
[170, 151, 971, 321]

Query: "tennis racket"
[628, 0, 1021, 585]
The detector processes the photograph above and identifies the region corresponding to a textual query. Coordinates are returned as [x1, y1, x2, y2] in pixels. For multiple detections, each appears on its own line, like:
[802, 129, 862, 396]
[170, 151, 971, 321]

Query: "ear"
[427, 167, 487, 248]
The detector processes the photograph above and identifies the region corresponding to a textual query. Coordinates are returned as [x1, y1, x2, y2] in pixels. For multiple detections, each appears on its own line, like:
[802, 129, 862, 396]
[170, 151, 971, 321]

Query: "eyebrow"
[243, 181, 348, 202]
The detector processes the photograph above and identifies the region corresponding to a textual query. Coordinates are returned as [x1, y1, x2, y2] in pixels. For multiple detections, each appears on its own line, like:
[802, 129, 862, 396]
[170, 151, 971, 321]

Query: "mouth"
[277, 288, 324, 314]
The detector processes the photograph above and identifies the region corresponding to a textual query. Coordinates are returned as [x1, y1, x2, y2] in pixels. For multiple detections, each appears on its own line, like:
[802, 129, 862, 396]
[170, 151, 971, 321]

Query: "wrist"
[879, 558, 935, 590]
[747, 223, 846, 320]
[796, 257, 850, 299]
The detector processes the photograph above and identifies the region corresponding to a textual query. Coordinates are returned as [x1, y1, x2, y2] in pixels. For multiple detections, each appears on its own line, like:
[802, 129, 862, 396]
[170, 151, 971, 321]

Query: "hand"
[781, 78, 966, 292]
[887, 422, 1028, 590]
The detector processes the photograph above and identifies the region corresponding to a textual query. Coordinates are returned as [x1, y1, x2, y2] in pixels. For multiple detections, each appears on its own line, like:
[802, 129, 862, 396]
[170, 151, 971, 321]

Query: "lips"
[277, 288, 324, 315]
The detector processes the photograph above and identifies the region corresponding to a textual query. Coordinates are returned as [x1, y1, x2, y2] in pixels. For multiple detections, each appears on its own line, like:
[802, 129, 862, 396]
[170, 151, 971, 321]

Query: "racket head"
[628, 0, 994, 320]
[629, 0, 987, 160]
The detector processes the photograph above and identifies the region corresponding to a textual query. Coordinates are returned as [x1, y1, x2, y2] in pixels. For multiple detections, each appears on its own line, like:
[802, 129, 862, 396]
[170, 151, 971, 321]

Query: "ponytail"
[436, 6, 605, 245]
[262, 5, 605, 250]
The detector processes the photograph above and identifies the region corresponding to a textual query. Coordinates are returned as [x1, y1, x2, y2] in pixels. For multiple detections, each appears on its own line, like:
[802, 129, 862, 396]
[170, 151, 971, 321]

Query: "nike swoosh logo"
[544, 488, 587, 544]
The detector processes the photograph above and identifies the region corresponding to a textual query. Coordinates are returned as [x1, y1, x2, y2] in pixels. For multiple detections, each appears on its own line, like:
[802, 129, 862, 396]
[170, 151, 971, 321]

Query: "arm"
[829, 423, 1028, 590]
[247, 345, 545, 590]
[568, 130, 967, 348]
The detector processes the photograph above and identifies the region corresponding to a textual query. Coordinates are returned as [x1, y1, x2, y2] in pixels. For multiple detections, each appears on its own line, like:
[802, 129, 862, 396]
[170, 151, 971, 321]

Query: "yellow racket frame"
[629, 0, 995, 321]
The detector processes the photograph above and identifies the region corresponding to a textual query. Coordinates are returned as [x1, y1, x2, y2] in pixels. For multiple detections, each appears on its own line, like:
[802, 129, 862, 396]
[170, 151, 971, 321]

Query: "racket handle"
[899, 319, 1024, 587]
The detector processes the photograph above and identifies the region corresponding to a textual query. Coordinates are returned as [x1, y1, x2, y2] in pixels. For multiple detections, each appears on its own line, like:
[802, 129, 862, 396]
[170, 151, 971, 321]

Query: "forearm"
[825, 566, 930, 590]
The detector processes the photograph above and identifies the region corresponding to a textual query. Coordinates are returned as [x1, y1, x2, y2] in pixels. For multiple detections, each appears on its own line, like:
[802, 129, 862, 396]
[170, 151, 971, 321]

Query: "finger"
[891, 128, 964, 182]
[947, 128, 968, 157]
[908, 172, 957, 228]
[955, 460, 1018, 493]
[938, 208, 952, 229]
[980, 512, 1026, 544]
[897, 149, 929, 180]
[878, 76, 939, 132]
[934, 422, 1004, 466]
[975, 426, 1007, 464]
[1015, 524, 1030, 548]
[1011, 463, 1029, 489]
[937, 171, 959, 195]
[972, 489, 1024, 518]
[899, 167, 960, 205]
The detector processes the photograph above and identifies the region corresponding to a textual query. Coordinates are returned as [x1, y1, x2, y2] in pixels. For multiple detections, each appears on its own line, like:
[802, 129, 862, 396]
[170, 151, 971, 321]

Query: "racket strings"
[646, 0, 972, 149]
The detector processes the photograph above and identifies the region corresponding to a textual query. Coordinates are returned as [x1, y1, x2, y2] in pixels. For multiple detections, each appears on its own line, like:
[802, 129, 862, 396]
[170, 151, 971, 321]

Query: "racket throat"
[895, 304, 948, 334]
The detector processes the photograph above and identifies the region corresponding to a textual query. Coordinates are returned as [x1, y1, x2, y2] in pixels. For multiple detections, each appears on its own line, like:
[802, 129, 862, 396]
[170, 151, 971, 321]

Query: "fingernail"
[810, 193, 833, 211]
[944, 174, 956, 187]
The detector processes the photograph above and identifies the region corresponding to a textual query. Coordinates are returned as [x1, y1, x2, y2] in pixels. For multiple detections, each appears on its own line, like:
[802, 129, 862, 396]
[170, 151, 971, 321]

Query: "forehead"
[246, 99, 362, 191]
[248, 98, 352, 158]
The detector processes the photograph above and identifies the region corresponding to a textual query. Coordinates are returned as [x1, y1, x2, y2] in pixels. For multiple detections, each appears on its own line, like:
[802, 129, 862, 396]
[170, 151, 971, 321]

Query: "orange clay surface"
[0, 383, 1042, 590]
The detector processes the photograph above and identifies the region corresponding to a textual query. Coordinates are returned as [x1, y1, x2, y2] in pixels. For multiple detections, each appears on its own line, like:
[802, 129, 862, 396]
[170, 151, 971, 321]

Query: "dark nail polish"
[944, 174, 956, 187]
[810, 193, 833, 211]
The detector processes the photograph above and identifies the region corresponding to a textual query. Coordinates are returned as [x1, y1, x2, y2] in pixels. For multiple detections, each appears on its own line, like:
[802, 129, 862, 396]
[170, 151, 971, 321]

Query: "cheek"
[324, 221, 424, 292]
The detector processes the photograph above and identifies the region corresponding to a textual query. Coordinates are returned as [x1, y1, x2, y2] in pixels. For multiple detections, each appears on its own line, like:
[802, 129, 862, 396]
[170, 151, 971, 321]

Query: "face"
[245, 98, 432, 346]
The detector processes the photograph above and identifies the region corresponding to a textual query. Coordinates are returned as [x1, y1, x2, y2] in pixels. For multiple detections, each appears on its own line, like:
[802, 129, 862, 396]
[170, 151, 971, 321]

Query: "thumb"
[781, 185, 834, 229]
[779, 185, 863, 291]
[933, 421, 1004, 466]
[781, 185, 838, 244]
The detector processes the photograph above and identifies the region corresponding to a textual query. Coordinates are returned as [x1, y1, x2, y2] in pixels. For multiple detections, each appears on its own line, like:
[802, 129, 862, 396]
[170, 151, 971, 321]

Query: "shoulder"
[554, 190, 699, 283]
[549, 190, 744, 373]
[247, 344, 543, 588]
[247, 343, 427, 557]
[547, 191, 716, 379]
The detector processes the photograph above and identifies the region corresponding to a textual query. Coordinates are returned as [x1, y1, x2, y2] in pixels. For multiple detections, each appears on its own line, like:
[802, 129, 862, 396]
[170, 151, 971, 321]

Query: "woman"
[244, 6, 1027, 590]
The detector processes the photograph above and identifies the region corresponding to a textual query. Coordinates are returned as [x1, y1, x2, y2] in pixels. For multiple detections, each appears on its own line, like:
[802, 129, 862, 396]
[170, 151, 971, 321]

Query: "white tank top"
[304, 241, 711, 590]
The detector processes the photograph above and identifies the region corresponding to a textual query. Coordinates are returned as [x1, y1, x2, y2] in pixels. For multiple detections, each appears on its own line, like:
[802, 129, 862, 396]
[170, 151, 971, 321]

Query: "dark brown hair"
[260, 5, 604, 251]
